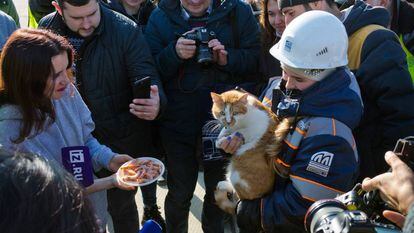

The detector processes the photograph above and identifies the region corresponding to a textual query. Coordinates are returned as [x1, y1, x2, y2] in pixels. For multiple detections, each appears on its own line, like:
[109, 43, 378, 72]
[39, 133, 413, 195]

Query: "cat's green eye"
[220, 111, 225, 116]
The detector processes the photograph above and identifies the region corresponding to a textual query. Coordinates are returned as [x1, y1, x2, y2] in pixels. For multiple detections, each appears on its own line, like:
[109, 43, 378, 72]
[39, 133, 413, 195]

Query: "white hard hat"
[270, 10, 348, 69]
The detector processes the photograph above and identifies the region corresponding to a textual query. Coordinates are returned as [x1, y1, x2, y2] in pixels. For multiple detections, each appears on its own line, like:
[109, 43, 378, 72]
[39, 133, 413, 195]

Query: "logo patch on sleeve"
[306, 151, 334, 177]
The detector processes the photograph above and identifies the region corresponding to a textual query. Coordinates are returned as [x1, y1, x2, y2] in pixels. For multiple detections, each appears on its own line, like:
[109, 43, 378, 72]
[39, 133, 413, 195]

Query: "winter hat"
[278, 0, 320, 10]
[281, 62, 335, 81]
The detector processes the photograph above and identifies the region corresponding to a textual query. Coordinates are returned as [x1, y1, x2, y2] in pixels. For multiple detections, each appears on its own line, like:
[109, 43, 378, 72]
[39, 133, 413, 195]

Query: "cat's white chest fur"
[234, 100, 270, 156]
[228, 164, 249, 190]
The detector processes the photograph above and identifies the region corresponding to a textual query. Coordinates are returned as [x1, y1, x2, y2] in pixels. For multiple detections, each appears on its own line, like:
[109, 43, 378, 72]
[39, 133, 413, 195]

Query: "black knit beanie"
[278, 0, 320, 10]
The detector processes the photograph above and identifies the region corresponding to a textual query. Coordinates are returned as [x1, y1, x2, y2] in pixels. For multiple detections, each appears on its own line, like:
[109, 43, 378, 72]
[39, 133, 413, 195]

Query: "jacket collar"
[275, 67, 363, 129]
[343, 0, 389, 36]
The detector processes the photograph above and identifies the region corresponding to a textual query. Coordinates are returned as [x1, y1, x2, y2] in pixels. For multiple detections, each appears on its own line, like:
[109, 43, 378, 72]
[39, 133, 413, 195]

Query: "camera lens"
[197, 44, 213, 65]
[305, 199, 347, 233]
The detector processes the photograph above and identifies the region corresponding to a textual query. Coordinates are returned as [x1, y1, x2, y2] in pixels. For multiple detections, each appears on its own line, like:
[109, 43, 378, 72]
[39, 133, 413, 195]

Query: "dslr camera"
[182, 27, 216, 65]
[304, 137, 414, 233]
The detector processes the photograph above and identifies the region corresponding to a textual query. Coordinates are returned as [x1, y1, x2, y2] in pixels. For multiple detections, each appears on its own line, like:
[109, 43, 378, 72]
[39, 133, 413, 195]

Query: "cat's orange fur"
[211, 90, 294, 214]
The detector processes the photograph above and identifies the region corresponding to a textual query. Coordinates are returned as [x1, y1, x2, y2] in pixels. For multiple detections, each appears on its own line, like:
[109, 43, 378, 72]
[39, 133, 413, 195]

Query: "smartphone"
[132, 76, 151, 99]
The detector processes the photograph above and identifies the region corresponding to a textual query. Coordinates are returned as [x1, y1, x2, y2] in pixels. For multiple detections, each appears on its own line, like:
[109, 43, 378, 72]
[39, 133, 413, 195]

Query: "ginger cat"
[211, 90, 294, 214]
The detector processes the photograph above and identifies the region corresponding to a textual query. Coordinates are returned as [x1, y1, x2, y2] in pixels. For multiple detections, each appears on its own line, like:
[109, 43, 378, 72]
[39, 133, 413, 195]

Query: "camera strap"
[229, 8, 239, 49]
[177, 66, 214, 93]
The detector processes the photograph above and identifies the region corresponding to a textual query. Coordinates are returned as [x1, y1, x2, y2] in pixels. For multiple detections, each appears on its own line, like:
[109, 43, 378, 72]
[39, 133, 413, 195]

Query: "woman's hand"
[110, 173, 136, 191]
[109, 154, 133, 172]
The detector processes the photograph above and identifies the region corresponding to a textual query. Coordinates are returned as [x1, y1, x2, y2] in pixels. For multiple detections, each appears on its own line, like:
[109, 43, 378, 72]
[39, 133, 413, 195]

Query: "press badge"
[61, 146, 94, 187]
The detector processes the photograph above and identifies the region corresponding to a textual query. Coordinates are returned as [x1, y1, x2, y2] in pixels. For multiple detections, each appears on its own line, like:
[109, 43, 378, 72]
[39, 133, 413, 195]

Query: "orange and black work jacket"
[243, 67, 363, 233]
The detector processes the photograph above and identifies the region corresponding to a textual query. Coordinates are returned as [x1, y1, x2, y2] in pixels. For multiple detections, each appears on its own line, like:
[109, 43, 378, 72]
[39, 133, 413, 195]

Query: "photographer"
[144, 0, 260, 232]
[362, 151, 414, 231]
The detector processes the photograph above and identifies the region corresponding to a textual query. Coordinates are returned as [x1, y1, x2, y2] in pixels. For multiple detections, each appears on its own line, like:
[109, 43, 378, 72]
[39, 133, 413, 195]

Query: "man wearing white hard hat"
[229, 11, 363, 233]
[279, 0, 414, 184]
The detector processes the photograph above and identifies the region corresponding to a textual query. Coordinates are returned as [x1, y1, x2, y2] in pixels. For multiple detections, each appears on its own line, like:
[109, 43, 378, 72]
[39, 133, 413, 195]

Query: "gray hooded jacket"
[0, 85, 115, 227]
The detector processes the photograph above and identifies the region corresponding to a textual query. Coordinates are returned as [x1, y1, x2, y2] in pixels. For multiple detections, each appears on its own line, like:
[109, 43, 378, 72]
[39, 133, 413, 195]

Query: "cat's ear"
[239, 93, 249, 104]
[211, 92, 223, 104]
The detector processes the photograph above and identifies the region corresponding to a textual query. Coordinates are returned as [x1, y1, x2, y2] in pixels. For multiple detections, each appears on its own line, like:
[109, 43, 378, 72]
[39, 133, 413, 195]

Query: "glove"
[236, 198, 262, 232]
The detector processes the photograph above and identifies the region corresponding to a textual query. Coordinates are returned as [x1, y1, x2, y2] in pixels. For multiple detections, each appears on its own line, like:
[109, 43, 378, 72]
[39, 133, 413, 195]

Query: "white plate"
[116, 157, 165, 187]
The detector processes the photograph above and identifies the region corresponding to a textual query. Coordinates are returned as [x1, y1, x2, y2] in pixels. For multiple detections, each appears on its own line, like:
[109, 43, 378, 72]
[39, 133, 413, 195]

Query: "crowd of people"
[1, 0, 414, 233]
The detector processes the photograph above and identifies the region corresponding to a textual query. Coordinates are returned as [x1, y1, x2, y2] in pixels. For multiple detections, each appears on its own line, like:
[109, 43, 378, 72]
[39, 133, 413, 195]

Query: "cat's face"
[211, 91, 249, 128]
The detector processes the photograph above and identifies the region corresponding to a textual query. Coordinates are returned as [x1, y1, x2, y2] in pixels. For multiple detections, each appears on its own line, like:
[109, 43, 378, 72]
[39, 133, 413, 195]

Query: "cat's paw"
[215, 181, 238, 215]
[215, 181, 233, 203]
[217, 180, 233, 193]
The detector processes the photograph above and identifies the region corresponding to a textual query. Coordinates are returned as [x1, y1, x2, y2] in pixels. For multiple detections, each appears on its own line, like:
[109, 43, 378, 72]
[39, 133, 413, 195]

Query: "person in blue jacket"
[144, 0, 260, 232]
[0, 10, 17, 51]
[279, 0, 414, 183]
[219, 11, 363, 233]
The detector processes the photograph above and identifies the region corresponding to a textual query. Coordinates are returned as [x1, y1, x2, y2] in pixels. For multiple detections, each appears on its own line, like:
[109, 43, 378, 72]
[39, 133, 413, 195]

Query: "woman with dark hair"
[0, 149, 101, 233]
[0, 28, 134, 229]
[258, 0, 285, 97]
[260, 0, 285, 48]
[258, 0, 286, 104]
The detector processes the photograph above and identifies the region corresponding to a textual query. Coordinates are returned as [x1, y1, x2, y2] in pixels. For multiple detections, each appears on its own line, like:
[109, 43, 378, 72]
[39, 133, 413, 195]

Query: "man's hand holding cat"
[218, 132, 245, 154]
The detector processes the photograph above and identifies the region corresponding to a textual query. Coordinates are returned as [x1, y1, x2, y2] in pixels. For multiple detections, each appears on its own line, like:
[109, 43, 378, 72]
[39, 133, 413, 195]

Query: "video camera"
[304, 137, 414, 233]
[182, 27, 216, 65]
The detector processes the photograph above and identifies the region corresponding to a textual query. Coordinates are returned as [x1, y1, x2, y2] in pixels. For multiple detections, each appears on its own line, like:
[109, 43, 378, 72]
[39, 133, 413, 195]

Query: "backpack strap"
[347, 24, 385, 70]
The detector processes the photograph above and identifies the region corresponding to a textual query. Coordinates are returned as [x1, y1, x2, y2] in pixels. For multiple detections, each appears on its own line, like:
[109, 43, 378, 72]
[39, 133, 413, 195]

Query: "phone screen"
[132, 76, 151, 99]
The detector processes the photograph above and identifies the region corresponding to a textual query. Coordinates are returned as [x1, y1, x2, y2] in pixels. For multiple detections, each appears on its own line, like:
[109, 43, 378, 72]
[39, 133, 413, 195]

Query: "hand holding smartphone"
[132, 76, 151, 99]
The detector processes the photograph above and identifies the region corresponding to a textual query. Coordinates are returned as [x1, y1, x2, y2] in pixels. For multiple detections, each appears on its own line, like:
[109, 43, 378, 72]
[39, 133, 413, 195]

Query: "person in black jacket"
[365, 0, 414, 79]
[38, 0, 167, 232]
[278, 0, 414, 181]
[104, 0, 155, 31]
[145, 0, 260, 232]
[29, 0, 55, 24]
